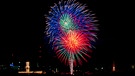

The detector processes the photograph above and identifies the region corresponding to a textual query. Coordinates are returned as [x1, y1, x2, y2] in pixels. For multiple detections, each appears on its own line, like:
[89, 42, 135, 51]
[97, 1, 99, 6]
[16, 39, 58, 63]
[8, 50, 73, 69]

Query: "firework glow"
[45, 0, 98, 70]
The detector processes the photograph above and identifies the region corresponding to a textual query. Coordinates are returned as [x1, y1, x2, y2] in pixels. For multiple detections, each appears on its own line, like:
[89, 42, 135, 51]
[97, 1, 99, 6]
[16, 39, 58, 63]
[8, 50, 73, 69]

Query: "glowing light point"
[131, 65, 135, 69]
[112, 61, 116, 72]
[64, 22, 67, 25]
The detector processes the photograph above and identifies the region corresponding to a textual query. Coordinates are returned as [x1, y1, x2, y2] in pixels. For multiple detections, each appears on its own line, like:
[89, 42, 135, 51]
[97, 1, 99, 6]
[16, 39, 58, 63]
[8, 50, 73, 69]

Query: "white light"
[64, 22, 67, 25]
[95, 68, 98, 70]
[101, 67, 103, 70]
[113, 66, 115, 72]
[131, 65, 135, 69]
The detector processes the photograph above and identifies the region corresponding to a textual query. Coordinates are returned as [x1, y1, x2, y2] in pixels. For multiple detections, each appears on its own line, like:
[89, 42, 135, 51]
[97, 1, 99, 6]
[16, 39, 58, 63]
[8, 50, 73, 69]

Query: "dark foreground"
[0, 71, 135, 76]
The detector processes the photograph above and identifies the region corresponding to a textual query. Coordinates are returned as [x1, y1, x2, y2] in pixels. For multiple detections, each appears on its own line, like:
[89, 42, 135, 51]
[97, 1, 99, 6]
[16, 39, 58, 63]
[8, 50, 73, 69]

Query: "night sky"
[0, 0, 134, 69]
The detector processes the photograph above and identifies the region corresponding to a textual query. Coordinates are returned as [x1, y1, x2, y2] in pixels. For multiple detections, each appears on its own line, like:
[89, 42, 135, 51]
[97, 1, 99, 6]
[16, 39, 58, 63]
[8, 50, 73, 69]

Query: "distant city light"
[101, 67, 103, 70]
[131, 65, 135, 69]
[112, 66, 115, 72]
[10, 64, 14, 67]
[95, 67, 98, 71]
[10, 62, 14, 67]
[112, 61, 116, 72]
[18, 61, 43, 74]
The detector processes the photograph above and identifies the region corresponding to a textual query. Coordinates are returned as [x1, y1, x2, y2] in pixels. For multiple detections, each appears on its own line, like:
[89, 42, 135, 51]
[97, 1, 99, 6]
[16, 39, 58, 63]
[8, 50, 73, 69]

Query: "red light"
[61, 30, 90, 53]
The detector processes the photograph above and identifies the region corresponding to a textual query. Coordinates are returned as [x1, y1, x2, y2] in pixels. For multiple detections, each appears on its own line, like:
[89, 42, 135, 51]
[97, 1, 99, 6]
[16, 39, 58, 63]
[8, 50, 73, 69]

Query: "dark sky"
[0, 0, 134, 67]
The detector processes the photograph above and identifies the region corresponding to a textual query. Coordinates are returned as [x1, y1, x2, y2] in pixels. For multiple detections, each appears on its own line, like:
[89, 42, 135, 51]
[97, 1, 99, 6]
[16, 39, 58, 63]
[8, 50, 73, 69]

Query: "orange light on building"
[18, 61, 43, 74]
[112, 61, 116, 72]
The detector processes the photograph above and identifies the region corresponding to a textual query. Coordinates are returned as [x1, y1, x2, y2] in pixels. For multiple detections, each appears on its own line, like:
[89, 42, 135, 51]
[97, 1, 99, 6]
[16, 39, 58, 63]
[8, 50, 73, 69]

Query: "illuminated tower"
[25, 61, 30, 73]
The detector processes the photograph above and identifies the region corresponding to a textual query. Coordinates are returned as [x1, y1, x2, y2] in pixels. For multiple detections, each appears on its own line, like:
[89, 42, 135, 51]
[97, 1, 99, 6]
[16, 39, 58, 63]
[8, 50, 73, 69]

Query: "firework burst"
[45, 0, 98, 66]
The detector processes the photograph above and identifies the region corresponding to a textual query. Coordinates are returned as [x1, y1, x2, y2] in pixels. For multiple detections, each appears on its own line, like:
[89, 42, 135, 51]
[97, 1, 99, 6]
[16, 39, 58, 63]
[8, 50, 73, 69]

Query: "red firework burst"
[61, 30, 91, 54]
